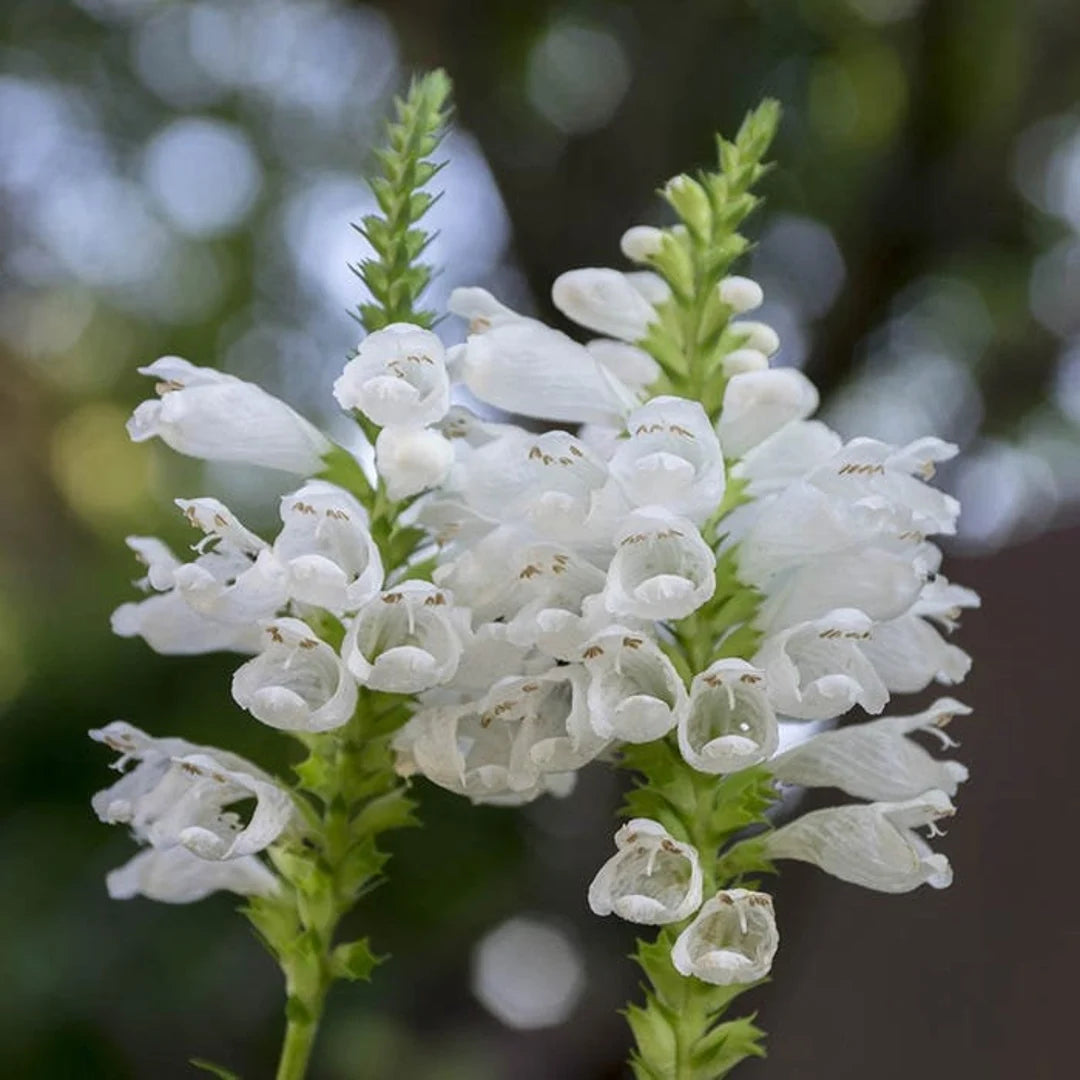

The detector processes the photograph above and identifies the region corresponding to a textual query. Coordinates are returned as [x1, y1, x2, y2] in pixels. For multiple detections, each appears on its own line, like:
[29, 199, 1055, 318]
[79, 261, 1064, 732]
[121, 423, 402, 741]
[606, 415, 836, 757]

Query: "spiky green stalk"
[243, 71, 452, 1080]
[619, 100, 785, 1079]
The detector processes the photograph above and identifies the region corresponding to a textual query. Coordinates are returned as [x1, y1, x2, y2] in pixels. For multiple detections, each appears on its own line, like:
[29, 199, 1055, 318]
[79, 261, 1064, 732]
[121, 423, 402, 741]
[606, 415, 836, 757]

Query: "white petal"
[111, 592, 263, 655]
[671, 890, 778, 985]
[106, 846, 278, 904]
[375, 425, 453, 500]
[719, 369, 820, 458]
[128, 357, 331, 474]
[551, 268, 658, 342]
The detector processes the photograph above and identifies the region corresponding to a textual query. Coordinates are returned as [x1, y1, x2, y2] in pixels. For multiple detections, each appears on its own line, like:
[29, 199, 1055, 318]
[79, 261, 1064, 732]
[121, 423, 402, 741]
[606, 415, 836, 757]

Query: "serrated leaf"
[690, 1014, 767, 1077]
[625, 997, 678, 1075]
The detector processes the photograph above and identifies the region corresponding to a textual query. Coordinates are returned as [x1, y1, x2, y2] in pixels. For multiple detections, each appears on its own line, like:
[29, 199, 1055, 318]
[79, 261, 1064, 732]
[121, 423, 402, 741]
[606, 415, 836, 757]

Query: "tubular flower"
[342, 581, 463, 694]
[588, 819, 704, 925]
[671, 890, 779, 986]
[678, 660, 778, 774]
[232, 618, 358, 732]
[127, 356, 332, 474]
[764, 790, 956, 893]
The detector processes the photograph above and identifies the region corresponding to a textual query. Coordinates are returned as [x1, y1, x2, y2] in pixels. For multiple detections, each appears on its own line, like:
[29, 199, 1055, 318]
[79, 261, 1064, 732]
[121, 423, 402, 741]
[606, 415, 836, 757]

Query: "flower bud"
[717, 275, 764, 313]
[375, 425, 454, 500]
[620, 225, 665, 263]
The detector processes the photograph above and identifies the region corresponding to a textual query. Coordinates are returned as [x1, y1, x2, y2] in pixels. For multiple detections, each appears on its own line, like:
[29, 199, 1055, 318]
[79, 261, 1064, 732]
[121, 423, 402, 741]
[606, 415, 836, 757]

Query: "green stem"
[275, 1006, 323, 1080]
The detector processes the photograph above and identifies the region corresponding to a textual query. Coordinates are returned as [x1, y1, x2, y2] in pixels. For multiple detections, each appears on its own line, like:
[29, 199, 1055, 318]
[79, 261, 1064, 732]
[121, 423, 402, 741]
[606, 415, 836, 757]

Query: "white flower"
[333, 323, 449, 427]
[604, 508, 716, 621]
[755, 608, 889, 721]
[764, 790, 955, 893]
[587, 819, 703, 925]
[111, 590, 263, 655]
[731, 320, 780, 357]
[343, 581, 462, 694]
[677, 660, 778, 774]
[671, 890, 779, 985]
[127, 356, 331, 474]
[90, 721, 294, 859]
[447, 286, 527, 332]
[718, 369, 820, 459]
[273, 481, 383, 615]
[771, 697, 971, 801]
[232, 618, 357, 732]
[456, 428, 620, 544]
[808, 436, 960, 537]
[581, 628, 687, 743]
[450, 289, 632, 425]
[720, 348, 769, 375]
[397, 667, 603, 802]
[620, 225, 665, 262]
[170, 498, 288, 625]
[861, 612, 971, 693]
[717, 275, 764, 313]
[125, 536, 183, 591]
[106, 846, 278, 904]
[735, 420, 843, 498]
[586, 339, 661, 393]
[375, 425, 454, 500]
[757, 547, 925, 632]
[611, 397, 725, 523]
[435, 528, 606, 639]
[551, 268, 658, 343]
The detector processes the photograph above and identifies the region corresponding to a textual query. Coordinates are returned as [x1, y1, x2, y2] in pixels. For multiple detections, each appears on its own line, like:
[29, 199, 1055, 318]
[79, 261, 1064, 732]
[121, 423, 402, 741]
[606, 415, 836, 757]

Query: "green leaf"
[690, 1014, 767, 1078]
[330, 938, 382, 982]
[190, 1060, 241, 1079]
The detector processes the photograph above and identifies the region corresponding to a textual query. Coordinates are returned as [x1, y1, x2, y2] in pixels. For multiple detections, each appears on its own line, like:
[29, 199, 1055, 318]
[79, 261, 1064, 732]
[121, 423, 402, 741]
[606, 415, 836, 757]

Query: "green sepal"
[317, 444, 374, 504]
[330, 938, 383, 982]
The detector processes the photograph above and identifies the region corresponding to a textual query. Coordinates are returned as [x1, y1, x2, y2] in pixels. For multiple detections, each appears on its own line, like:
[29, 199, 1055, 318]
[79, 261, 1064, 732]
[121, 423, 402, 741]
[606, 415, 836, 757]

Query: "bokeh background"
[2, 0, 1077, 1077]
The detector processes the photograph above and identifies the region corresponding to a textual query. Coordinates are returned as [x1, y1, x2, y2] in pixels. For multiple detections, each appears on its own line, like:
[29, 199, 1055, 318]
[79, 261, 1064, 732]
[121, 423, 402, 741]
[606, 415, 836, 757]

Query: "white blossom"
[771, 697, 971, 801]
[610, 397, 725, 523]
[764, 790, 956, 893]
[343, 581, 463, 694]
[333, 323, 450, 428]
[731, 320, 780, 357]
[756, 608, 889, 721]
[450, 288, 632, 425]
[588, 819, 703, 925]
[581, 628, 687, 743]
[718, 369, 820, 459]
[232, 618, 357, 732]
[273, 481, 383, 615]
[106, 846, 278, 904]
[127, 356, 331, 474]
[671, 890, 779, 985]
[678, 660, 778, 774]
[604, 508, 716, 621]
[586, 339, 661, 393]
[90, 721, 294, 860]
[375, 425, 454, 500]
[111, 590, 263, 655]
[551, 268, 657, 343]
[717, 275, 764, 314]
[620, 225, 665, 262]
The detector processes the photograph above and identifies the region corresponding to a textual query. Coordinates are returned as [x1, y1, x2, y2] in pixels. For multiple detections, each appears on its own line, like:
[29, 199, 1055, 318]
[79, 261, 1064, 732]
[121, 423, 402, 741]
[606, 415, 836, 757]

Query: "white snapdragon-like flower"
[449, 288, 632, 425]
[112, 588, 264, 655]
[860, 577, 978, 693]
[717, 275, 764, 314]
[456, 428, 620, 544]
[551, 268, 658, 343]
[756, 608, 889, 721]
[671, 890, 779, 985]
[604, 508, 716, 621]
[586, 339, 661, 394]
[273, 481, 383, 615]
[375, 425, 454, 500]
[588, 819, 703, 925]
[771, 697, 971, 801]
[343, 581, 463, 694]
[735, 419, 843, 498]
[127, 357, 332, 474]
[171, 498, 288, 625]
[232, 619, 357, 732]
[90, 721, 294, 860]
[333, 323, 450, 428]
[107, 846, 278, 904]
[718, 368, 819, 458]
[581, 628, 687, 743]
[678, 660, 778, 774]
[764, 790, 955, 893]
[397, 667, 601, 803]
[610, 397, 725, 523]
